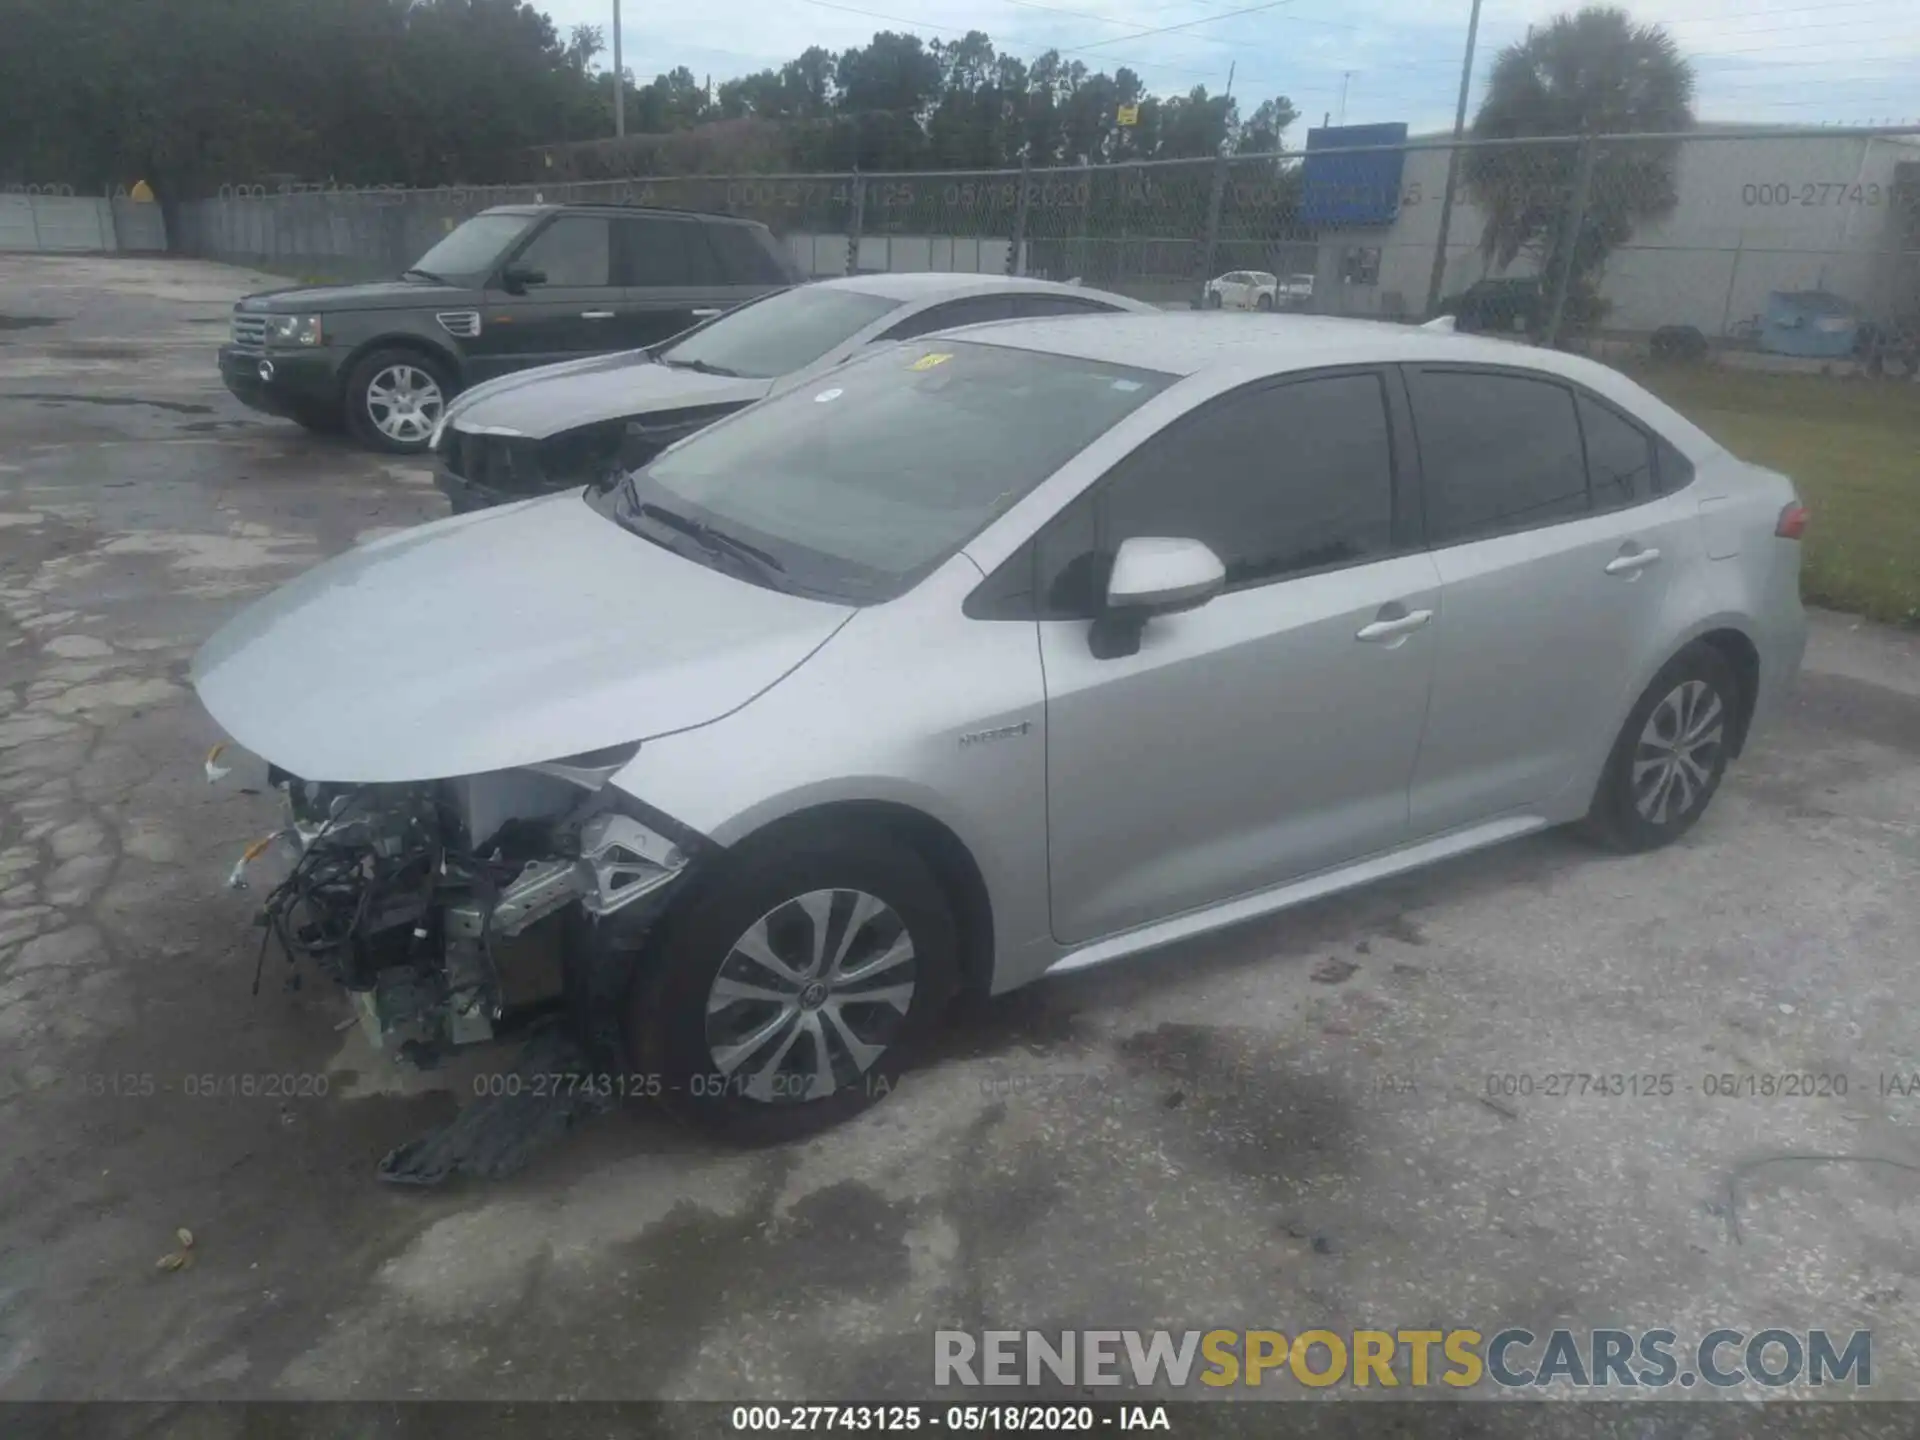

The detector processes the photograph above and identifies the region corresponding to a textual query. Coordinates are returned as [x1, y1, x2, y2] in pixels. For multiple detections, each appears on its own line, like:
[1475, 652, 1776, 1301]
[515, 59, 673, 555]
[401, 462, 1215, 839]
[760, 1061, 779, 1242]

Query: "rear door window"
[1654, 435, 1696, 493]
[619, 217, 722, 287]
[1006, 294, 1127, 318]
[1577, 394, 1655, 511]
[875, 296, 1016, 341]
[1408, 369, 1590, 544]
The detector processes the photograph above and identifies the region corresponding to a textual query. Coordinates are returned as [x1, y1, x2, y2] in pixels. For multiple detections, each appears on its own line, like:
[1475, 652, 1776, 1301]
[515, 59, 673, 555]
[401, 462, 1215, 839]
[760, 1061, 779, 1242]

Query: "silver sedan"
[194, 313, 1809, 1140]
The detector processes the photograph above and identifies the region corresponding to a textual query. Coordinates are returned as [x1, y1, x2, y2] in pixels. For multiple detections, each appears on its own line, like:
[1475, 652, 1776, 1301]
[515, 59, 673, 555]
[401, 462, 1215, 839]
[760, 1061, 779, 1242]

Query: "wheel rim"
[1632, 679, 1725, 824]
[703, 888, 917, 1104]
[364, 364, 444, 444]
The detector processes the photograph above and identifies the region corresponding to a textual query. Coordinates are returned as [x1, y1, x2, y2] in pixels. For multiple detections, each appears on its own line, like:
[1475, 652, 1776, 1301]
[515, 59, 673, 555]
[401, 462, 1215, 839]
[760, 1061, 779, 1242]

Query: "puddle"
[0, 392, 214, 415]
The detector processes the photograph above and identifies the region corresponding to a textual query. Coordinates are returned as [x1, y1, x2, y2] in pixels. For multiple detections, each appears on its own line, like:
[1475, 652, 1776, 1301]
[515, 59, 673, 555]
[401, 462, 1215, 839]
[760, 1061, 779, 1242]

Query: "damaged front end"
[229, 751, 694, 1069]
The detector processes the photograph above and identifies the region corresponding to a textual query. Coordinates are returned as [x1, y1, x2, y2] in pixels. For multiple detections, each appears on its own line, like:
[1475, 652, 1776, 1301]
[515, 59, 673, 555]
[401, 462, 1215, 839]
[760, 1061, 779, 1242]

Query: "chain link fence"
[175, 127, 1920, 353]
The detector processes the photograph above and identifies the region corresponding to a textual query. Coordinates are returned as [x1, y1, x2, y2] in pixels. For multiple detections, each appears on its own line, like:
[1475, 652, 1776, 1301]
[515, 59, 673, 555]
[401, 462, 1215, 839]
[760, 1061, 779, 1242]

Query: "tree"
[1235, 97, 1300, 156]
[1463, 7, 1694, 325]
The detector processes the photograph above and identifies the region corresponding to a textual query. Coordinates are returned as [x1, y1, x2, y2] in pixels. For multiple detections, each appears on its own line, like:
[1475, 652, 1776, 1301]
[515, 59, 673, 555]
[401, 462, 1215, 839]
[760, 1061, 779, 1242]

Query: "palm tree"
[1462, 7, 1694, 329]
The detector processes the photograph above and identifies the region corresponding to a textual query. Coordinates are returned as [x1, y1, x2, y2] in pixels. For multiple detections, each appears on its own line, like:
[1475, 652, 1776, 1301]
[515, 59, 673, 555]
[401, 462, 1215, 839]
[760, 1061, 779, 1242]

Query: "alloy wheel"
[364, 364, 444, 445]
[1632, 679, 1725, 824]
[703, 888, 918, 1104]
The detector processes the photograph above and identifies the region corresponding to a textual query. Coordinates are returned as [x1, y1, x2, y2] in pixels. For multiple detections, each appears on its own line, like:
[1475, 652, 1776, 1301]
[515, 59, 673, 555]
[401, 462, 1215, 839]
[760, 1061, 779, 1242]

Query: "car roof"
[952, 311, 1724, 454]
[959, 311, 1621, 382]
[824, 272, 1152, 308]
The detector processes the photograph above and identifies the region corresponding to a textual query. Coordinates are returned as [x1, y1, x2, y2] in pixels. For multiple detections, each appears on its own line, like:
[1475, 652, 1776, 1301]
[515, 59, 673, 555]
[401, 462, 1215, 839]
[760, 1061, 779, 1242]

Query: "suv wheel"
[1256, 292, 1275, 311]
[345, 348, 452, 454]
[626, 827, 958, 1143]
[1580, 642, 1740, 852]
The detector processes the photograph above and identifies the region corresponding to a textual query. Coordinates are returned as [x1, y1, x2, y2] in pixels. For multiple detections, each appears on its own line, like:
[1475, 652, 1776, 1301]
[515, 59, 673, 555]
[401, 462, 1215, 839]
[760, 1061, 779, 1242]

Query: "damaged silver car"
[194, 313, 1807, 1140]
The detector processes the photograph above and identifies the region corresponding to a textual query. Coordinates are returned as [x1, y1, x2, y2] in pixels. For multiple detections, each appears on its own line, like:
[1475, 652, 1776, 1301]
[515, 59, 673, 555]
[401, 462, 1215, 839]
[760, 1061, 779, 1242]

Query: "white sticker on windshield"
[813, 387, 844, 403]
[1111, 379, 1143, 392]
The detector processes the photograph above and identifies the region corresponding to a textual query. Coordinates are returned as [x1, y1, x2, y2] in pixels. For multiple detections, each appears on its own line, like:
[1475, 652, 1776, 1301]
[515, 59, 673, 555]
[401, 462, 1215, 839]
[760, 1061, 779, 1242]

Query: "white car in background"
[1204, 270, 1279, 310]
[1204, 271, 1315, 312]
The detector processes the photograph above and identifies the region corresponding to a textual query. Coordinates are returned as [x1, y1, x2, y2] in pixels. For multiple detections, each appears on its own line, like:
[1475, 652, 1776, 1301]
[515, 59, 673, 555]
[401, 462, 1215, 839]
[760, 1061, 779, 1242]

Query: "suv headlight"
[267, 315, 324, 347]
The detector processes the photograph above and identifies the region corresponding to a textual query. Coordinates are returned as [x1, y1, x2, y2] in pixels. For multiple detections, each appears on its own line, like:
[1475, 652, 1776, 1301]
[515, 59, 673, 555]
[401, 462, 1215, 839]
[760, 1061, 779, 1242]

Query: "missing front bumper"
[231, 771, 693, 1067]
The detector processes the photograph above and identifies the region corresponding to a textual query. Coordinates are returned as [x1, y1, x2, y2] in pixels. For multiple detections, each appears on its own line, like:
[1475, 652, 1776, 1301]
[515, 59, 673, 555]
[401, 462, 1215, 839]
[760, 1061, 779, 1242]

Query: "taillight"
[1775, 502, 1809, 540]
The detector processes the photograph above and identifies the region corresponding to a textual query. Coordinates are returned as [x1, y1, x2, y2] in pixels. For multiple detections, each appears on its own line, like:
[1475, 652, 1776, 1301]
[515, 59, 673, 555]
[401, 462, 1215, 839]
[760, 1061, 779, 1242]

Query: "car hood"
[238, 280, 477, 314]
[192, 494, 854, 784]
[450, 360, 770, 439]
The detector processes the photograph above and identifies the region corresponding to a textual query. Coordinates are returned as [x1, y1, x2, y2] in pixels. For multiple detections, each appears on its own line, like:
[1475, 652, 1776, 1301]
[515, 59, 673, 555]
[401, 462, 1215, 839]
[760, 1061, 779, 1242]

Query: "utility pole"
[1423, 0, 1483, 317]
[612, 0, 626, 138]
[1338, 71, 1352, 126]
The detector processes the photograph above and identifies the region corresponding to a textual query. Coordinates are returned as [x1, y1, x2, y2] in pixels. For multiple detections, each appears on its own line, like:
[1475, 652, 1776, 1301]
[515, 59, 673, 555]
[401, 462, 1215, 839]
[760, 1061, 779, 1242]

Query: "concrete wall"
[0, 195, 168, 253]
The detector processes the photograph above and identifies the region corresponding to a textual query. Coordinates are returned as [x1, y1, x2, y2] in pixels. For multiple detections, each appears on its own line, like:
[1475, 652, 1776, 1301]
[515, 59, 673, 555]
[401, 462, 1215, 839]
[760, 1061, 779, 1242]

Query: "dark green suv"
[218, 203, 801, 452]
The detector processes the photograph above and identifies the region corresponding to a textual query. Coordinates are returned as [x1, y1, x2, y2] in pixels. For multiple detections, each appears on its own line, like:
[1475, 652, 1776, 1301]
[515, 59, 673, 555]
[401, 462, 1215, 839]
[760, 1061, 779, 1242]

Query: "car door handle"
[1355, 608, 1433, 642]
[1604, 547, 1662, 576]
[692, 308, 722, 317]
[580, 310, 616, 320]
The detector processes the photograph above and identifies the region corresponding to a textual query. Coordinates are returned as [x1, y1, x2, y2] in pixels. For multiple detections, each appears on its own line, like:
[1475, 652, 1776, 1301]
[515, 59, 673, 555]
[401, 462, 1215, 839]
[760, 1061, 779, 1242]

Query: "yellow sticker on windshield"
[909, 352, 952, 371]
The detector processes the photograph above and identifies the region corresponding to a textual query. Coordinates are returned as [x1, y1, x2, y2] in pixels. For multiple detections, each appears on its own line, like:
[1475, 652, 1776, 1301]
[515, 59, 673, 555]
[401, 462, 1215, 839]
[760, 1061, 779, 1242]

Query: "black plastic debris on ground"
[377, 1025, 613, 1188]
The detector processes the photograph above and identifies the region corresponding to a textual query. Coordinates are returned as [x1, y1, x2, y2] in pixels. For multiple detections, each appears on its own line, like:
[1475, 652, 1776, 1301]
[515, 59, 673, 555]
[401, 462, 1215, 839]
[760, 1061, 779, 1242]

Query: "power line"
[993, 0, 1359, 38]
[1064, 0, 1301, 57]
[791, 0, 1320, 88]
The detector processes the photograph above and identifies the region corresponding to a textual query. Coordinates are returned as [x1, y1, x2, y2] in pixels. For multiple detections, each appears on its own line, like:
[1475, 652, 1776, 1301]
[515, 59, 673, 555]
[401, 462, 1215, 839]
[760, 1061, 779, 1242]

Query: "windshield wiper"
[656, 356, 742, 377]
[401, 267, 450, 284]
[629, 496, 786, 575]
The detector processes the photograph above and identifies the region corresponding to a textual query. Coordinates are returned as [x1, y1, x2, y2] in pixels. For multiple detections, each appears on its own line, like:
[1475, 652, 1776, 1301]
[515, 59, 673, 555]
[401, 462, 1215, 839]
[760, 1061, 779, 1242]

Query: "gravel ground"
[1, 254, 1917, 1415]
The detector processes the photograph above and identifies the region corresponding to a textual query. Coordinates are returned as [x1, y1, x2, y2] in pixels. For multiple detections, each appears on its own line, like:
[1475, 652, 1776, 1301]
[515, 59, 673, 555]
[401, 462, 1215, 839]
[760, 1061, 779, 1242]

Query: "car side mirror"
[500, 264, 547, 294]
[1088, 536, 1225, 659]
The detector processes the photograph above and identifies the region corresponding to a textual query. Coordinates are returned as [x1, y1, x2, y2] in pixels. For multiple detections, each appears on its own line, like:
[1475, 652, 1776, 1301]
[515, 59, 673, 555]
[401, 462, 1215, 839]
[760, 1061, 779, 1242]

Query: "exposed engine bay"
[231, 755, 691, 1068]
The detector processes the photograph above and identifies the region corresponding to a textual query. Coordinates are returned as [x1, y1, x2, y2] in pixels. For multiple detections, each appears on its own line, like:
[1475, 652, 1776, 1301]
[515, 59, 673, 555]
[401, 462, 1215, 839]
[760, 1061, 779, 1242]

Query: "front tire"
[1205, 291, 1223, 309]
[1256, 293, 1275, 311]
[626, 827, 959, 1143]
[1580, 642, 1741, 852]
[345, 348, 452, 454]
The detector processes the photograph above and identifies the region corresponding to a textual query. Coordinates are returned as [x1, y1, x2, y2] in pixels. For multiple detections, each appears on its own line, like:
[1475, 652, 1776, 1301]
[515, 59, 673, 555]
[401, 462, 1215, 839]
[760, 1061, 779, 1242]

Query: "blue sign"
[1300, 123, 1409, 228]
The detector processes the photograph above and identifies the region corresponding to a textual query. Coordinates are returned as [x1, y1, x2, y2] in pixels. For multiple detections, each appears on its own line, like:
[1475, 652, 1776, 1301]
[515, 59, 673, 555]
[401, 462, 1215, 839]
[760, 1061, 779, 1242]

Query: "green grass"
[1621, 362, 1920, 626]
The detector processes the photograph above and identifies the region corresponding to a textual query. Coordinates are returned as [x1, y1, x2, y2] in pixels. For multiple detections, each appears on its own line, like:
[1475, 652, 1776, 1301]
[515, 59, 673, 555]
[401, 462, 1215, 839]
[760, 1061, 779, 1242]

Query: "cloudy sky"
[536, 0, 1920, 134]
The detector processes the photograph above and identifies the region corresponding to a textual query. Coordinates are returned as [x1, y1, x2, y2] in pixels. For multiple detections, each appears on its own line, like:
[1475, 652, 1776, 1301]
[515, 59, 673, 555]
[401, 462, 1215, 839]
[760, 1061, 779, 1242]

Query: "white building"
[1310, 128, 1920, 334]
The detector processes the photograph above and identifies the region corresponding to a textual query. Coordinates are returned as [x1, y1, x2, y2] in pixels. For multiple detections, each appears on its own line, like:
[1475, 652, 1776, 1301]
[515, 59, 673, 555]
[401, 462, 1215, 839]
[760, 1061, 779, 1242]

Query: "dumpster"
[1762, 290, 1859, 358]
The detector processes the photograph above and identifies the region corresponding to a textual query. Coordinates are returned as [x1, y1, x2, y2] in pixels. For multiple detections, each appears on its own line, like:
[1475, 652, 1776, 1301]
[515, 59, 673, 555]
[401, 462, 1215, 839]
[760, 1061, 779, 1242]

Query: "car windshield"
[598, 340, 1173, 602]
[409, 213, 536, 280]
[656, 285, 902, 379]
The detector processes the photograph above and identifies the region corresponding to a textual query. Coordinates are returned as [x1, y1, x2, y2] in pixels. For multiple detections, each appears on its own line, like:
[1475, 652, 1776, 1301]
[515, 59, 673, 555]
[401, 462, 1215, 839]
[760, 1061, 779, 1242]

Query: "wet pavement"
[2, 253, 1919, 1406]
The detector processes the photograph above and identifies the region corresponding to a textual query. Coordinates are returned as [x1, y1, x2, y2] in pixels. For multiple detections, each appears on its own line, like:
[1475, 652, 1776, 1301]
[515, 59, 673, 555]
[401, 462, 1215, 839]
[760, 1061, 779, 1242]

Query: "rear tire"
[1205, 291, 1223, 309]
[1579, 642, 1741, 852]
[625, 825, 958, 1143]
[1256, 293, 1275, 312]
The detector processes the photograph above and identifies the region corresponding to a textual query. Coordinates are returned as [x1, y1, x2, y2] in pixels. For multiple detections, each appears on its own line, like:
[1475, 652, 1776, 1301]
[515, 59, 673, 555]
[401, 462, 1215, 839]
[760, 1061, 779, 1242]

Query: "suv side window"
[619, 217, 721, 286]
[876, 296, 1015, 342]
[513, 216, 612, 287]
[1099, 372, 1397, 593]
[1576, 394, 1655, 511]
[1408, 369, 1589, 544]
[704, 222, 791, 284]
[1007, 294, 1125, 318]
